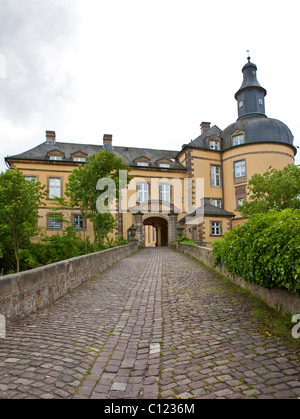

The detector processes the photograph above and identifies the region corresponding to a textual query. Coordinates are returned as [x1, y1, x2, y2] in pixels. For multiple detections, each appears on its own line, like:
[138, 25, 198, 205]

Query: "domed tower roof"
[221, 56, 295, 153]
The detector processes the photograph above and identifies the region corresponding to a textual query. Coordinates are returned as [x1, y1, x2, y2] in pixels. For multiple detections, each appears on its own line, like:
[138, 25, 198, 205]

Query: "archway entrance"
[143, 216, 168, 247]
[129, 200, 179, 247]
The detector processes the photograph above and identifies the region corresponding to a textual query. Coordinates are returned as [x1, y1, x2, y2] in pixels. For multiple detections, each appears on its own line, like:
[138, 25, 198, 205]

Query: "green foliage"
[238, 164, 300, 216]
[175, 235, 199, 246]
[5, 226, 129, 273]
[0, 169, 47, 273]
[212, 209, 300, 294]
[66, 150, 133, 248]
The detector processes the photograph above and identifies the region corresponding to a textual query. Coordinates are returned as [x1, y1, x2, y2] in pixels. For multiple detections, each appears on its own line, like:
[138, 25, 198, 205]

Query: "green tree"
[0, 170, 46, 273]
[238, 164, 300, 217]
[66, 150, 132, 248]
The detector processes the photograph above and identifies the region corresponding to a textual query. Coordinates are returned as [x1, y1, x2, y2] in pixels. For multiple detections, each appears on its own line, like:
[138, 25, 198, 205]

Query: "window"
[137, 183, 149, 203]
[258, 99, 263, 105]
[232, 134, 244, 146]
[209, 140, 220, 150]
[73, 214, 85, 230]
[234, 160, 246, 178]
[137, 162, 149, 167]
[211, 166, 221, 187]
[237, 198, 245, 206]
[211, 199, 222, 208]
[160, 184, 171, 203]
[49, 178, 62, 199]
[239, 101, 243, 108]
[48, 214, 62, 230]
[73, 157, 86, 162]
[25, 176, 37, 183]
[159, 163, 170, 168]
[50, 155, 62, 161]
[211, 222, 221, 236]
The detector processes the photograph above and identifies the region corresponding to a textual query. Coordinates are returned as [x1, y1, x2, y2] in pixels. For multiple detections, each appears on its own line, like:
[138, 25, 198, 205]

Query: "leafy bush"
[175, 235, 199, 246]
[212, 209, 300, 294]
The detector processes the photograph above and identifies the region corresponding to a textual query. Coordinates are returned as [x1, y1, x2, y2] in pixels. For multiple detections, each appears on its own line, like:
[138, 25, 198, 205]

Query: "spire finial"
[246, 50, 251, 62]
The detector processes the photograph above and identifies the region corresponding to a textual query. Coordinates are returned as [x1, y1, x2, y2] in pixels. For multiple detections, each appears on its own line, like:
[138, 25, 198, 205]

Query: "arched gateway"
[129, 200, 179, 247]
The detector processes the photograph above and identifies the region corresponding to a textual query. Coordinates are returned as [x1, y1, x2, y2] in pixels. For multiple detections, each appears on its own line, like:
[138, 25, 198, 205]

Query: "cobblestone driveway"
[0, 248, 299, 399]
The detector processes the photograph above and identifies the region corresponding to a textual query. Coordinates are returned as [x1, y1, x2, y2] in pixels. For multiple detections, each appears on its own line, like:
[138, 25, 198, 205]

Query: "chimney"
[200, 122, 211, 135]
[103, 134, 113, 149]
[46, 130, 56, 143]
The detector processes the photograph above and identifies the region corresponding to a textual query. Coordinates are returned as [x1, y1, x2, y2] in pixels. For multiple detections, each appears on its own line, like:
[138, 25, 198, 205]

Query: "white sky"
[0, 0, 299, 173]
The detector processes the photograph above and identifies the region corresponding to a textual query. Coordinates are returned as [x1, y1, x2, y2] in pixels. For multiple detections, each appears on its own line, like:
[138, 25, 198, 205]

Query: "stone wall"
[175, 243, 300, 315]
[0, 244, 138, 322]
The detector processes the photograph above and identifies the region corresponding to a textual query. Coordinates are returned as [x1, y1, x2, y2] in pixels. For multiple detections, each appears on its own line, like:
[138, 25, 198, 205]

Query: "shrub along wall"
[0, 243, 138, 322]
[212, 209, 300, 295]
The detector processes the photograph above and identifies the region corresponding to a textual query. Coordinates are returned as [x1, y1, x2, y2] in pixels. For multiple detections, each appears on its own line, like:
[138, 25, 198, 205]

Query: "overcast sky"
[0, 0, 299, 173]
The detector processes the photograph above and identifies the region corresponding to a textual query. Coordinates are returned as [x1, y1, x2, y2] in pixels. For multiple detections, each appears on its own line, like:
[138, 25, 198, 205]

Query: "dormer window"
[135, 156, 150, 167]
[157, 158, 172, 168]
[72, 151, 88, 163]
[73, 157, 86, 162]
[209, 140, 220, 150]
[48, 150, 64, 161]
[232, 134, 245, 146]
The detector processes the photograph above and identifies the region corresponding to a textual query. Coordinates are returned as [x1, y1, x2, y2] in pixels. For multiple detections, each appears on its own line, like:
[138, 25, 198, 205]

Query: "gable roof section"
[6, 141, 186, 170]
[188, 125, 222, 150]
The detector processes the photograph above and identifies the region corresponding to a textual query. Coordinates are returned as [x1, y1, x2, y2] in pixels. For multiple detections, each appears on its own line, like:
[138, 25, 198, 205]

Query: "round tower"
[221, 57, 297, 223]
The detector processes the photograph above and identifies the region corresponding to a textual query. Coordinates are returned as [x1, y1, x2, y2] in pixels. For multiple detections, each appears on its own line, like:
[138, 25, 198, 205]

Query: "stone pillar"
[168, 211, 178, 244]
[133, 212, 144, 248]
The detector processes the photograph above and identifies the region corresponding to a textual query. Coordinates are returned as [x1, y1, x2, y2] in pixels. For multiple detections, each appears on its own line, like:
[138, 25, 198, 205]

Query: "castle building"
[5, 58, 297, 248]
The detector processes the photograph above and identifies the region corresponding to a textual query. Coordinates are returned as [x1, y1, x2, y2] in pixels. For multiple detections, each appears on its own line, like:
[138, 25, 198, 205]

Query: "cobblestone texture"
[0, 248, 299, 399]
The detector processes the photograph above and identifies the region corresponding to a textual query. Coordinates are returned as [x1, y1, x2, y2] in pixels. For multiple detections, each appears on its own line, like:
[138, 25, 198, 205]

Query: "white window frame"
[234, 160, 246, 178]
[160, 184, 171, 203]
[232, 134, 245, 146]
[73, 214, 85, 230]
[159, 163, 170, 168]
[73, 157, 86, 162]
[137, 161, 149, 167]
[211, 222, 221, 236]
[209, 140, 220, 150]
[49, 155, 62, 161]
[49, 178, 62, 199]
[211, 199, 222, 208]
[48, 215, 62, 230]
[211, 166, 221, 187]
[137, 183, 149, 203]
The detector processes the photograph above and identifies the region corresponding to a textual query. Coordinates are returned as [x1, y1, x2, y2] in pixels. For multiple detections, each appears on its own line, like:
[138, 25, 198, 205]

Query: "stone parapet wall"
[0, 244, 138, 322]
[175, 242, 300, 315]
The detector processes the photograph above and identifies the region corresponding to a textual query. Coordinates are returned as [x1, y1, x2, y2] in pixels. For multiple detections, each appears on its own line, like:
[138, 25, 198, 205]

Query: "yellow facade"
[5, 59, 297, 248]
[222, 142, 295, 225]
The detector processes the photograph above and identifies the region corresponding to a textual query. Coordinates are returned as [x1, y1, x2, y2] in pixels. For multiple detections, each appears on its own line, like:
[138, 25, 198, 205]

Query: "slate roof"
[221, 114, 295, 151]
[185, 125, 222, 150]
[179, 199, 235, 223]
[6, 141, 187, 171]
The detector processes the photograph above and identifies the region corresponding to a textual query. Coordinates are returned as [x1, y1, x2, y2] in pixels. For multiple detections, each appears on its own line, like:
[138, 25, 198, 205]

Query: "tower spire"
[234, 57, 267, 120]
